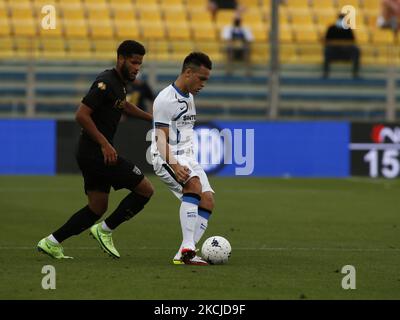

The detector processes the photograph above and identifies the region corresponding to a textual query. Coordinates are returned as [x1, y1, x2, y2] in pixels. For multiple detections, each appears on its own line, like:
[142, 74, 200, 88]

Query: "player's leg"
[103, 176, 154, 231]
[90, 158, 154, 258]
[195, 191, 214, 245]
[37, 174, 109, 259]
[179, 176, 202, 262]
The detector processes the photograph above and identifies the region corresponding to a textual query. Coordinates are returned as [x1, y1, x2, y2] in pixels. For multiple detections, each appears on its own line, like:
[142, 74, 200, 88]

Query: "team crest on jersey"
[132, 166, 141, 175]
[114, 99, 125, 109]
[97, 82, 106, 90]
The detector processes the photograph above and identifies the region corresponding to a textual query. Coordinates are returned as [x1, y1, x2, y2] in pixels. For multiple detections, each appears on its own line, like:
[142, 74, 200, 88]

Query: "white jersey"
[151, 83, 196, 157]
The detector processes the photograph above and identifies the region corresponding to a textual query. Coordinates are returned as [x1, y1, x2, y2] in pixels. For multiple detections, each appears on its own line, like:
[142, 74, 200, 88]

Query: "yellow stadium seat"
[40, 38, 67, 58]
[64, 20, 89, 38]
[62, 7, 85, 20]
[195, 40, 222, 62]
[363, 0, 380, 13]
[190, 11, 214, 25]
[146, 40, 170, 61]
[141, 22, 166, 40]
[0, 38, 15, 59]
[167, 21, 191, 40]
[160, 0, 183, 5]
[109, 1, 134, 11]
[93, 39, 118, 60]
[242, 10, 265, 28]
[191, 24, 217, 41]
[314, 10, 337, 29]
[139, 8, 162, 23]
[238, 0, 261, 7]
[136, 0, 159, 8]
[280, 44, 299, 63]
[87, 7, 111, 20]
[84, 0, 108, 6]
[14, 37, 41, 59]
[371, 29, 396, 44]
[215, 9, 236, 30]
[336, 0, 361, 9]
[294, 28, 319, 43]
[67, 39, 92, 59]
[112, 8, 136, 22]
[279, 25, 293, 42]
[310, 0, 335, 10]
[114, 21, 140, 40]
[0, 15, 10, 37]
[297, 44, 322, 63]
[170, 40, 195, 60]
[13, 20, 38, 37]
[286, 0, 310, 10]
[164, 9, 188, 24]
[354, 27, 370, 44]
[89, 20, 114, 39]
[290, 9, 315, 27]
[251, 42, 269, 63]
[251, 26, 268, 41]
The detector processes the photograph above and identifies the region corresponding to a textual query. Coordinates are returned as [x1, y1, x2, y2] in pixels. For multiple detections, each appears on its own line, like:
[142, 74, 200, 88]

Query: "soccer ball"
[201, 236, 232, 265]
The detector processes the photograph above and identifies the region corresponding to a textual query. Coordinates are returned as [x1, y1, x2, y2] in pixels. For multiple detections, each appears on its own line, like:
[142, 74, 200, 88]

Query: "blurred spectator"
[125, 73, 155, 113]
[221, 17, 254, 76]
[323, 13, 361, 79]
[208, 0, 244, 21]
[378, 0, 400, 30]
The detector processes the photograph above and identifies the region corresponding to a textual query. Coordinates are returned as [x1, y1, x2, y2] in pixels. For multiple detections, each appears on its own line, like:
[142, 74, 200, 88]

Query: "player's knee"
[133, 177, 155, 199]
[183, 177, 202, 195]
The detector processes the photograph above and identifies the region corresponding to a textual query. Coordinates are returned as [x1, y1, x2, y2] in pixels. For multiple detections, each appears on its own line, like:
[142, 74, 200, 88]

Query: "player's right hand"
[172, 164, 191, 183]
[101, 142, 118, 165]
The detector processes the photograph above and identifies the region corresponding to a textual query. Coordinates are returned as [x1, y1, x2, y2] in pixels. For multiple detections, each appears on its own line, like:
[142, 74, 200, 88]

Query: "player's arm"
[155, 126, 190, 183]
[75, 103, 118, 165]
[123, 101, 153, 122]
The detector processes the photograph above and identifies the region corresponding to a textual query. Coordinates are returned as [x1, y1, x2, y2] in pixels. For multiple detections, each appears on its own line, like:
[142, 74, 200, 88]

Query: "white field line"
[0, 246, 399, 252]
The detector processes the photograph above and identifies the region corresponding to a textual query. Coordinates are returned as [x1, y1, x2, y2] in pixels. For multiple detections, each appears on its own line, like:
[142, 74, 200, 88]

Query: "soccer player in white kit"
[151, 52, 214, 266]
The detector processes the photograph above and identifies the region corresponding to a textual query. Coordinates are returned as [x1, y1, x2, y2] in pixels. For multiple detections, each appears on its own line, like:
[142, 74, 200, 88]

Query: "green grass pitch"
[0, 175, 399, 299]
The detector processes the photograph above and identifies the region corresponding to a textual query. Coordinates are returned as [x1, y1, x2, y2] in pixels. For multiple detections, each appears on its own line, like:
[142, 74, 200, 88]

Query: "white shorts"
[152, 154, 215, 200]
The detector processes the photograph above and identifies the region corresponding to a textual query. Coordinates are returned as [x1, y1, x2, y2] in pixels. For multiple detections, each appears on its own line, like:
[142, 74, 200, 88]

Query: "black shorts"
[76, 155, 145, 194]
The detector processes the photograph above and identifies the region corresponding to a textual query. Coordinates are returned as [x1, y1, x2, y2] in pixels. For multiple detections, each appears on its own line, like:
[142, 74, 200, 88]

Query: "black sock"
[105, 192, 150, 230]
[52, 205, 99, 243]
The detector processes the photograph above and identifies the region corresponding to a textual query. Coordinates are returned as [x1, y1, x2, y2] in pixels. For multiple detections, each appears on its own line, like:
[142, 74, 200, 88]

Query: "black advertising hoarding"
[57, 118, 153, 173]
[350, 123, 400, 178]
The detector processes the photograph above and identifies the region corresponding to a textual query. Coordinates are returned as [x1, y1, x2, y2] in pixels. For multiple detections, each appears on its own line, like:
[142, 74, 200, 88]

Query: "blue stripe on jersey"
[172, 82, 189, 98]
[173, 98, 189, 121]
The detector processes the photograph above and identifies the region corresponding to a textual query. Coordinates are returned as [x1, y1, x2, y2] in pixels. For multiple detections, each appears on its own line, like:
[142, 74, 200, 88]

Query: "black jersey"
[78, 68, 127, 157]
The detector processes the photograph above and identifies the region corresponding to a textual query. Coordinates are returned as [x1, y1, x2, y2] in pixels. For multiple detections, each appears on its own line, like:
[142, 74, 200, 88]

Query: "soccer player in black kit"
[37, 40, 154, 259]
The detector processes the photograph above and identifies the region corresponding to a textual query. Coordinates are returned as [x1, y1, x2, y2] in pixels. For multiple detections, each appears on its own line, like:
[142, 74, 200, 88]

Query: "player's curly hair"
[182, 52, 212, 72]
[117, 40, 146, 57]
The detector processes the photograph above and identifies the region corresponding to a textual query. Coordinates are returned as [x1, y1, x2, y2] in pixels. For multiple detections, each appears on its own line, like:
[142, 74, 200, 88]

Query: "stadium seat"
[191, 25, 218, 41]
[114, 21, 140, 40]
[40, 38, 67, 59]
[170, 40, 195, 60]
[195, 40, 223, 62]
[167, 21, 192, 40]
[66, 39, 93, 59]
[0, 38, 15, 59]
[140, 22, 166, 40]
[93, 39, 118, 60]
[146, 40, 170, 61]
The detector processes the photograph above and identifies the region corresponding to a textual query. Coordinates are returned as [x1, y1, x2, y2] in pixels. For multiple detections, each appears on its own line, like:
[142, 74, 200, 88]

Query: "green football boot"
[37, 238, 73, 259]
[90, 223, 120, 259]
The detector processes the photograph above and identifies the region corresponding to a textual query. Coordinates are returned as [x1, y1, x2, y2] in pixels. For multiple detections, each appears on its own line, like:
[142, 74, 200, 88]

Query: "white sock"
[179, 196, 199, 250]
[101, 221, 113, 232]
[47, 234, 59, 244]
[194, 215, 209, 245]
